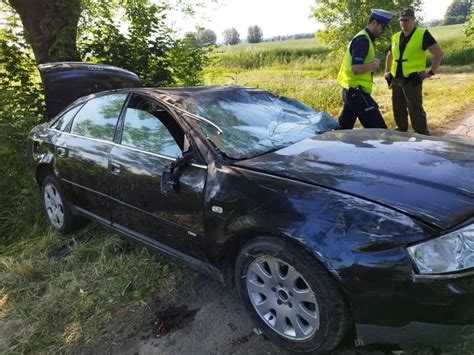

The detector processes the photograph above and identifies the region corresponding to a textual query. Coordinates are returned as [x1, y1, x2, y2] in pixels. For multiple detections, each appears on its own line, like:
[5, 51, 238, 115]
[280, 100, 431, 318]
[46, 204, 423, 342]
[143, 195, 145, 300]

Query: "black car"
[29, 62, 474, 353]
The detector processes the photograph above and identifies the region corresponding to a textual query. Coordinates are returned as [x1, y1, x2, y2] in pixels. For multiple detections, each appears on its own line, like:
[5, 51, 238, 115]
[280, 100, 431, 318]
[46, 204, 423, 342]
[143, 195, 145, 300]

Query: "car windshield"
[177, 87, 338, 159]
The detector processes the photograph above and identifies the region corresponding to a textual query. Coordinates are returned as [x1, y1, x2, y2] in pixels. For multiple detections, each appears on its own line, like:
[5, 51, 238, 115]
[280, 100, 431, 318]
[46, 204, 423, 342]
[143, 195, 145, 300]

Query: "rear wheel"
[235, 237, 350, 353]
[41, 176, 86, 234]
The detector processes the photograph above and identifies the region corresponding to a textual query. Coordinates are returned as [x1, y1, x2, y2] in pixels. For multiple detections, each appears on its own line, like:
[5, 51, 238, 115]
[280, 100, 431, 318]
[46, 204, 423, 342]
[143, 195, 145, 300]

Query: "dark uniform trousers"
[338, 88, 387, 129]
[392, 78, 429, 135]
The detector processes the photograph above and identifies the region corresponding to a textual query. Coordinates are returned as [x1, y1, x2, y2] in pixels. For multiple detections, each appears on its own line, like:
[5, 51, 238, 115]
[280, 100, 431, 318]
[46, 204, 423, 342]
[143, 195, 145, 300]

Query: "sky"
[170, 0, 455, 42]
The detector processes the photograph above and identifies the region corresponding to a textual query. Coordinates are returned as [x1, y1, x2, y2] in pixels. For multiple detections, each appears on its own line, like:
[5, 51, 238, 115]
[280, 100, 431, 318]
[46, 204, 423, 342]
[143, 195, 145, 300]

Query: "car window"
[121, 102, 182, 158]
[52, 104, 83, 131]
[70, 93, 127, 141]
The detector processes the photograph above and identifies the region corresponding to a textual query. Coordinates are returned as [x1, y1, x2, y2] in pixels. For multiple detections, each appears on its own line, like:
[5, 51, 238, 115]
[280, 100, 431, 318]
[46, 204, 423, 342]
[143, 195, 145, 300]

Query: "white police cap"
[370, 9, 395, 25]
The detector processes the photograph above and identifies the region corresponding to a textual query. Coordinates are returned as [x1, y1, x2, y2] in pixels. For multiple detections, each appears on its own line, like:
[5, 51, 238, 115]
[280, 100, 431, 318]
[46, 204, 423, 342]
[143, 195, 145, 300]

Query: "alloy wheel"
[246, 256, 320, 340]
[43, 183, 65, 229]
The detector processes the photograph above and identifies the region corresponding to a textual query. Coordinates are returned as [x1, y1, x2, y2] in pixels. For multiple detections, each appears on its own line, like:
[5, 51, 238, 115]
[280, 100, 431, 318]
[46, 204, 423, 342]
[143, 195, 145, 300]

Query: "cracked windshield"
[181, 88, 338, 159]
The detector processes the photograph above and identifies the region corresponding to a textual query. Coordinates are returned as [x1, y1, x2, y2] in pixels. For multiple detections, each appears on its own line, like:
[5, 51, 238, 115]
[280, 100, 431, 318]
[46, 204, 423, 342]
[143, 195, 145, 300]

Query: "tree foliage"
[0, 8, 47, 237]
[312, 0, 423, 52]
[444, 0, 472, 25]
[223, 27, 240, 45]
[247, 25, 263, 43]
[78, 0, 207, 86]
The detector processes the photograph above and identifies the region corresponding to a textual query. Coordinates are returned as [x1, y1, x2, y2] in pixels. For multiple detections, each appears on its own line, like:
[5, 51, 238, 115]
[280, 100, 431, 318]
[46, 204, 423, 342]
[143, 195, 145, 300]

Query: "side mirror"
[160, 150, 196, 195]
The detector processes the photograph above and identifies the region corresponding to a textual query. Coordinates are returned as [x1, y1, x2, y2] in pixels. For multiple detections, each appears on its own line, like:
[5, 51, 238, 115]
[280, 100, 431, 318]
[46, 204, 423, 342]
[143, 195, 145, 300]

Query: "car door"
[53, 92, 128, 222]
[108, 94, 208, 258]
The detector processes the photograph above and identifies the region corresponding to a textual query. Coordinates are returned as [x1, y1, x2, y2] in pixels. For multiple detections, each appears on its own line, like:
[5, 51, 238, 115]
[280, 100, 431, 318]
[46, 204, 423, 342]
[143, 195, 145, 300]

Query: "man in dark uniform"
[337, 9, 395, 130]
[384, 9, 443, 135]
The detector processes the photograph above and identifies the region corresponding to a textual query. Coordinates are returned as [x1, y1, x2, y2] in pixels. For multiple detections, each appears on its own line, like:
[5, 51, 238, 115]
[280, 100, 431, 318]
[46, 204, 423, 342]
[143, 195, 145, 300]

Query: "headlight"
[407, 223, 474, 274]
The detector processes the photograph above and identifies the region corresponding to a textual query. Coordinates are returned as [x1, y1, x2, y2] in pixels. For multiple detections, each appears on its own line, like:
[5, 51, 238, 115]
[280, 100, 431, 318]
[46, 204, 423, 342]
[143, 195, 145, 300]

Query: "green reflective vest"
[337, 29, 375, 94]
[391, 28, 427, 77]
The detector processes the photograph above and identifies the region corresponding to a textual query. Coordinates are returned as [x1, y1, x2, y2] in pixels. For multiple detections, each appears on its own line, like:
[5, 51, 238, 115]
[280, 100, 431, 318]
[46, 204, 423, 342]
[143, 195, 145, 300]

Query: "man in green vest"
[384, 9, 443, 135]
[337, 9, 394, 130]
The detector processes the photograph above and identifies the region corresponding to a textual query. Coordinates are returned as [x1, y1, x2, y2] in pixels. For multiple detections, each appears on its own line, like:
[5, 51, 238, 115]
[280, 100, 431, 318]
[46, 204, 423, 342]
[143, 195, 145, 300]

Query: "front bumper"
[357, 322, 474, 346]
[354, 268, 474, 346]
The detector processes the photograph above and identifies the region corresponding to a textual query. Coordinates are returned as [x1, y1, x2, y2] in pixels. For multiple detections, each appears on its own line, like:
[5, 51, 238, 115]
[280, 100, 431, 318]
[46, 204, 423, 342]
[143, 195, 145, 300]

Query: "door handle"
[56, 147, 67, 157]
[109, 161, 121, 175]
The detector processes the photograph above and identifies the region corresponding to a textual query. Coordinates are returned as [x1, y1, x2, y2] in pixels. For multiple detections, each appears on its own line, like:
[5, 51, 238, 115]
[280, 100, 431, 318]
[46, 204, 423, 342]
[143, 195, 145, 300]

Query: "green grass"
[429, 24, 474, 66]
[219, 37, 321, 52]
[0, 167, 181, 353]
[0, 225, 182, 353]
[428, 24, 466, 41]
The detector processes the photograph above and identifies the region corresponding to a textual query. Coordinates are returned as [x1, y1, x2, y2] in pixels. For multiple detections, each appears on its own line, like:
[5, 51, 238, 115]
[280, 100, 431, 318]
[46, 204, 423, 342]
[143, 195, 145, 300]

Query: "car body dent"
[199, 161, 458, 343]
[236, 129, 474, 230]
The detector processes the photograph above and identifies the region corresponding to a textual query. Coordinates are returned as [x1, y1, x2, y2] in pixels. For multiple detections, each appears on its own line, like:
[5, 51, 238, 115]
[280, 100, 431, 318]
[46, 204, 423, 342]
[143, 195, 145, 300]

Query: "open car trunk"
[38, 62, 141, 118]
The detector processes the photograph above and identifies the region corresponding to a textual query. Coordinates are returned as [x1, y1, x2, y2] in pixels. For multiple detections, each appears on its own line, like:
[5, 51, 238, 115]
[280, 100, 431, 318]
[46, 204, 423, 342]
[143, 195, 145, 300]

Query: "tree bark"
[8, 0, 82, 64]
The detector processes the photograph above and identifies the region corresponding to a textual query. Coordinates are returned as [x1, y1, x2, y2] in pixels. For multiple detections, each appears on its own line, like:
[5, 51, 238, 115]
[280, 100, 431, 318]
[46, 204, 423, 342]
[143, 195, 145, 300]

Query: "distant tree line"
[443, 0, 472, 25]
[265, 33, 315, 42]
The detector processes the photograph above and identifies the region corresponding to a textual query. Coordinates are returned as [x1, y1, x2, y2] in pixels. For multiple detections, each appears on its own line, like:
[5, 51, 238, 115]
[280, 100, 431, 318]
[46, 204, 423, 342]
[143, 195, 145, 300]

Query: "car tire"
[235, 236, 350, 353]
[41, 176, 86, 234]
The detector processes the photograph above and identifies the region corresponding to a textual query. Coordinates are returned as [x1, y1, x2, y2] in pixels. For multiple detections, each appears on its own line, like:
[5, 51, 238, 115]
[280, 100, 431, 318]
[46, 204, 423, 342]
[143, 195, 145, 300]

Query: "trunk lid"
[38, 62, 140, 118]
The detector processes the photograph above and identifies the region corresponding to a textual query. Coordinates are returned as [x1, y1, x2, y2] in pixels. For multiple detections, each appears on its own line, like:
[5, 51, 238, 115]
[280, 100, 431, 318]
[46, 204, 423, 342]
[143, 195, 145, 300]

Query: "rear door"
[108, 94, 208, 258]
[53, 92, 128, 222]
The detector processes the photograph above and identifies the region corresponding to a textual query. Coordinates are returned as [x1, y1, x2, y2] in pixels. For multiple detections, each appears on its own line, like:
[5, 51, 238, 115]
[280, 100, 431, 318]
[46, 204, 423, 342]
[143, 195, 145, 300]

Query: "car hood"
[236, 129, 474, 230]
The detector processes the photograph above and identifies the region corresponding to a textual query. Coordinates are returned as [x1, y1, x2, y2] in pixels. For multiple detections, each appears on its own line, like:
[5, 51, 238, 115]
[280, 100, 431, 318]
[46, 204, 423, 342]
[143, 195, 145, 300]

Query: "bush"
[0, 28, 47, 245]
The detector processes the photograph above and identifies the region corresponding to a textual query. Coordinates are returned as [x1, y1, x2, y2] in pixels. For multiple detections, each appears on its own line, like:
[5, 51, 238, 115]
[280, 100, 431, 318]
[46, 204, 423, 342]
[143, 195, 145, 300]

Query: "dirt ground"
[91, 109, 473, 355]
[442, 104, 474, 142]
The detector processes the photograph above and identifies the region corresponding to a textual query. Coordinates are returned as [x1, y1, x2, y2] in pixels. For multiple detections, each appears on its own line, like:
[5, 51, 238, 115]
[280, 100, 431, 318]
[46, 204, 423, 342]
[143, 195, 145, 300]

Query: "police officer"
[384, 9, 443, 135]
[337, 9, 395, 130]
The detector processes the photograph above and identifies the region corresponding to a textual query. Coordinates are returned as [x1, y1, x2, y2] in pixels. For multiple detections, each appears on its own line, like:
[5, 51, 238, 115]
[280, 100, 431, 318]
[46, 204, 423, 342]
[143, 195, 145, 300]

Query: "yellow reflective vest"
[391, 28, 427, 77]
[337, 29, 375, 94]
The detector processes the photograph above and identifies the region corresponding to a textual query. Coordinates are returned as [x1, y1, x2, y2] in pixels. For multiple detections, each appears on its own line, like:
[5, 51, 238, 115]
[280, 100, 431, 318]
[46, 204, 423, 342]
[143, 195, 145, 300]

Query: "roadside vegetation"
[0, 0, 473, 351]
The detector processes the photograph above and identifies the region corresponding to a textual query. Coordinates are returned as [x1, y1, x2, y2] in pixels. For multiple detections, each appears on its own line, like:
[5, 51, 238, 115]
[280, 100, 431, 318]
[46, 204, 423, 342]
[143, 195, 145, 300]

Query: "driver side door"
[107, 93, 208, 258]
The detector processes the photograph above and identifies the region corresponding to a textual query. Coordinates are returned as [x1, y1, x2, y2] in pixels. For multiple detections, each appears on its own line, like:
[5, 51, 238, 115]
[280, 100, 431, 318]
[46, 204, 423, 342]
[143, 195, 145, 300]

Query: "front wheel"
[41, 176, 86, 234]
[235, 237, 350, 353]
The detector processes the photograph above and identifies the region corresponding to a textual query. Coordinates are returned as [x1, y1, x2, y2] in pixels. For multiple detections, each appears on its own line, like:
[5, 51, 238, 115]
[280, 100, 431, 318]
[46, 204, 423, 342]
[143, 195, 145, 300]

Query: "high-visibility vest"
[391, 28, 427, 77]
[337, 29, 375, 94]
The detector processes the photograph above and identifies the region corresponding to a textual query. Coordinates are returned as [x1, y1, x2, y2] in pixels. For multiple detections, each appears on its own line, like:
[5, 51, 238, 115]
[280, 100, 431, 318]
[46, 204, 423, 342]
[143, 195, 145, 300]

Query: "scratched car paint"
[28, 63, 474, 353]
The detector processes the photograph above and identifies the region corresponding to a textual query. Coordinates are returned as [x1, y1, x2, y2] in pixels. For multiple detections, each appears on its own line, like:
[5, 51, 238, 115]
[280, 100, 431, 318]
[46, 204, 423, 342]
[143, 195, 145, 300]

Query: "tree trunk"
[8, 0, 82, 64]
